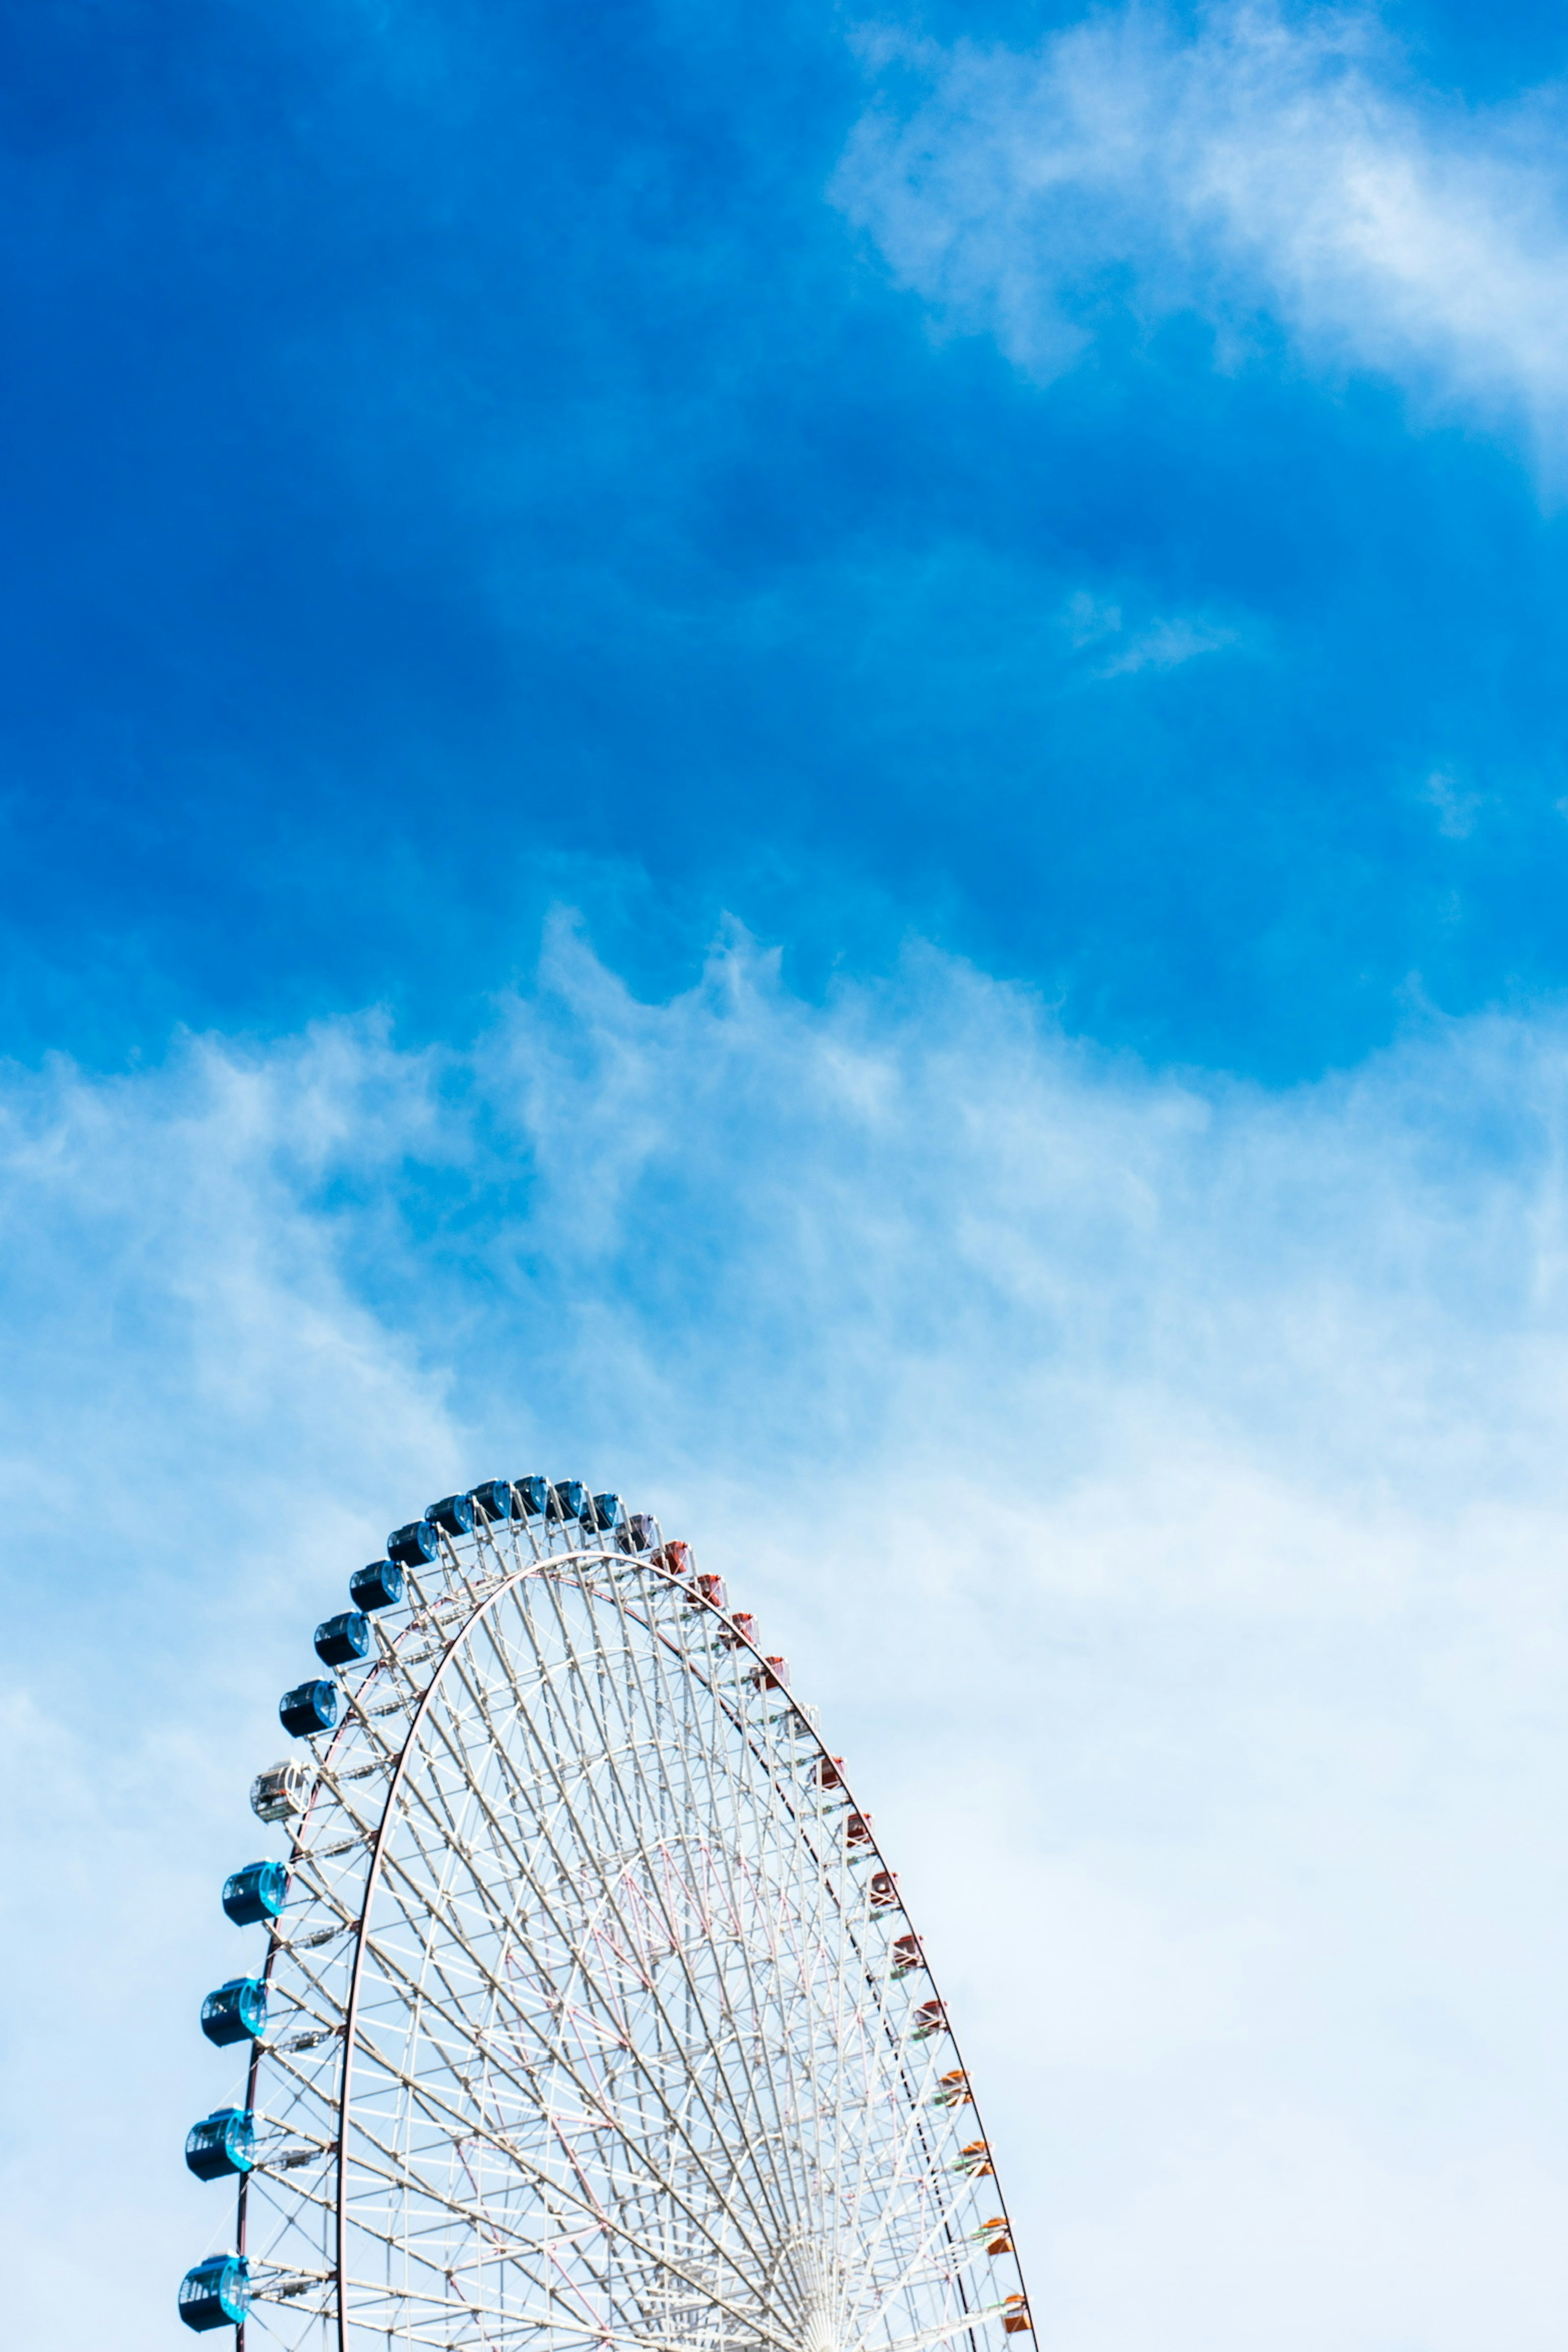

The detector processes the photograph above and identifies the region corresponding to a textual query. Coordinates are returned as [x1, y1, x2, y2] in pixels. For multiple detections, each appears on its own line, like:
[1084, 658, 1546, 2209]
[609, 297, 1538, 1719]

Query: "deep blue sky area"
[4, 0, 1568, 1080]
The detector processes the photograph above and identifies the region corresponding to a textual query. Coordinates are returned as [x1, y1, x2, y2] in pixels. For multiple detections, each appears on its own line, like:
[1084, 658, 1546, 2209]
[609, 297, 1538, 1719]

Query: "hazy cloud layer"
[7, 926, 1568, 2346]
[837, 2, 1568, 457]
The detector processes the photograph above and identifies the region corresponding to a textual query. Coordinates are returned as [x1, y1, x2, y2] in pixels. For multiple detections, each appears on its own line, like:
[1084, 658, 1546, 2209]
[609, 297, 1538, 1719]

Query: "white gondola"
[249, 1760, 314, 1825]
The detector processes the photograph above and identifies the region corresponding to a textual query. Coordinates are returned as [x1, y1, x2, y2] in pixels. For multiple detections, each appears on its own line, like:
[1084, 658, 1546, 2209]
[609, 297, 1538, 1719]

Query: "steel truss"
[208, 1507, 1029, 2352]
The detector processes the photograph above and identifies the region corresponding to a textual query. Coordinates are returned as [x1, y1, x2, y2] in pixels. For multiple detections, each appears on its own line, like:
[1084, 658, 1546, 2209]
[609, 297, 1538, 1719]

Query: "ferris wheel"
[177, 1478, 1032, 2352]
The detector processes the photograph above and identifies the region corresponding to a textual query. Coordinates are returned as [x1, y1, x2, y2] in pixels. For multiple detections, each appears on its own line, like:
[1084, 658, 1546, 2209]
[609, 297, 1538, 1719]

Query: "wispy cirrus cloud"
[835, 2, 1568, 460]
[1061, 588, 1243, 675]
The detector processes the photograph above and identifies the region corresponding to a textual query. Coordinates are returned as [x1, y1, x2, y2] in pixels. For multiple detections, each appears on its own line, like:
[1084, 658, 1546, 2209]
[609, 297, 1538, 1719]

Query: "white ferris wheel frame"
[194, 1496, 1031, 2352]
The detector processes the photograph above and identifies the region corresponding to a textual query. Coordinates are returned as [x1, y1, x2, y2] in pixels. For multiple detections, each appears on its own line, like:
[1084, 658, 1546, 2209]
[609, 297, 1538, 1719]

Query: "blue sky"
[7, 2, 1568, 2348]
[3, 0, 1568, 1077]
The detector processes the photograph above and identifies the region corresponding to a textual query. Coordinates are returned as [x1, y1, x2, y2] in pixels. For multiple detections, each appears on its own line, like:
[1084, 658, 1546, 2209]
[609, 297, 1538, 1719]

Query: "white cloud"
[1061, 587, 1242, 674]
[7, 928, 1568, 2344]
[835, 2, 1568, 460]
[1420, 765, 1483, 836]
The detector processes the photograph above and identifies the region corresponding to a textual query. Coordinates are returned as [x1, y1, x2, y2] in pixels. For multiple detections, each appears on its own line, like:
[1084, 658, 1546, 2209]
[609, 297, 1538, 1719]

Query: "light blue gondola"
[512, 1474, 549, 1518]
[590, 1491, 625, 1531]
[387, 1518, 439, 1567]
[550, 1478, 588, 1520]
[350, 1557, 405, 1612]
[221, 1859, 287, 1926]
[200, 1977, 267, 2047]
[185, 2107, 256, 2181]
[469, 1478, 514, 1523]
[178, 2254, 250, 2332]
[314, 1610, 370, 1667]
[279, 1678, 339, 1737]
[426, 1491, 475, 1537]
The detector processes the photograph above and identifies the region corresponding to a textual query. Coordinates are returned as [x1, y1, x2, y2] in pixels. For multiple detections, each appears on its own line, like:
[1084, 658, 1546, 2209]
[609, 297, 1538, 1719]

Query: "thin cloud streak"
[836, 2, 1568, 461]
[5, 927, 1568, 2345]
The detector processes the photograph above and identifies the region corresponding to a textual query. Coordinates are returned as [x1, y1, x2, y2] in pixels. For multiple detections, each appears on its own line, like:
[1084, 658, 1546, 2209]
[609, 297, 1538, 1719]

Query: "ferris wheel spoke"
[344, 1979, 789, 2312]
[622, 1606, 805, 2042]
[622, 1586, 852, 2258]
[459, 1593, 810, 2263]
[343, 2145, 793, 2352]
[569, 1573, 823, 2255]
[348, 1929, 726, 2234]
[379, 1690, 797, 2278]
[689, 1654, 873, 2249]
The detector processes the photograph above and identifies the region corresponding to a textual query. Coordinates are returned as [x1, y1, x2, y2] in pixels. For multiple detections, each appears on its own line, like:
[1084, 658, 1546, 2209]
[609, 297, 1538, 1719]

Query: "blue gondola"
[279, 1678, 339, 1737]
[314, 1610, 370, 1667]
[387, 1519, 439, 1567]
[185, 2107, 256, 2181]
[178, 2255, 251, 2332]
[589, 1491, 625, 1531]
[222, 1859, 288, 1926]
[200, 1977, 267, 2047]
[350, 1558, 405, 1612]
[512, 1474, 549, 1518]
[549, 1479, 589, 1520]
[468, 1478, 514, 1523]
[426, 1491, 475, 1537]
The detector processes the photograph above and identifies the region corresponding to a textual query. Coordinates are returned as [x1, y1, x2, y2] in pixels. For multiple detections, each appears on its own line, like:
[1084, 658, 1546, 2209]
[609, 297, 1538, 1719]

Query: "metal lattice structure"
[181, 1484, 1031, 2352]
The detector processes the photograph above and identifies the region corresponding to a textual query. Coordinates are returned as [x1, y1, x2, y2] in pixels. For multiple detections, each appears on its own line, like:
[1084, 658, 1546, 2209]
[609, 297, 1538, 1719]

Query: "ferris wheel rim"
[205, 1502, 1031, 2352]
